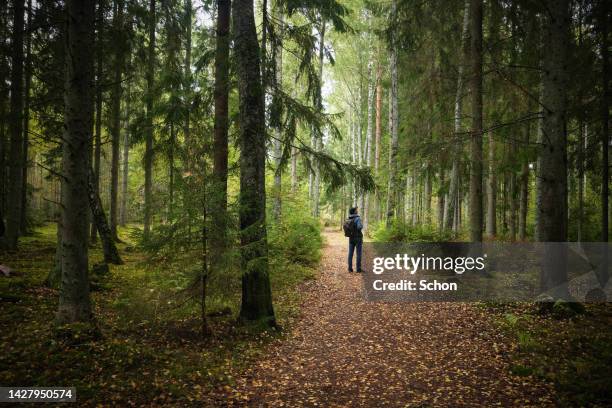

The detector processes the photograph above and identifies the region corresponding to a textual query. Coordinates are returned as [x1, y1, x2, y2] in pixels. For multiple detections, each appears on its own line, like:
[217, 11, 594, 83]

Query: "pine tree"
[233, 0, 275, 325]
[57, 0, 95, 324]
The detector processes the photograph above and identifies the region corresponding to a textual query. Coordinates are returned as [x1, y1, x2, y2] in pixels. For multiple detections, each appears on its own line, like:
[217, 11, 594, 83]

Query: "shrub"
[269, 212, 322, 268]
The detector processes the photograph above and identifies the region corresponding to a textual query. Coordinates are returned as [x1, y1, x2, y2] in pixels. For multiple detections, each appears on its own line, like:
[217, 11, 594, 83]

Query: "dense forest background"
[0, 0, 610, 405]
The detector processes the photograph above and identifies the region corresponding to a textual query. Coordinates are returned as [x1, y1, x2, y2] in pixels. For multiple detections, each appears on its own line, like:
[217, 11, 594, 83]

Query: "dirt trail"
[229, 229, 555, 407]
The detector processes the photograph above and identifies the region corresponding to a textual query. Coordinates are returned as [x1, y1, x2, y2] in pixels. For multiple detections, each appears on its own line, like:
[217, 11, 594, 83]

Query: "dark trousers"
[348, 240, 362, 272]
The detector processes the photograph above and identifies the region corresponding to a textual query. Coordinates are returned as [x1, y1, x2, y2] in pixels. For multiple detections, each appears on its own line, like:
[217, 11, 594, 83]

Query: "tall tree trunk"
[211, 0, 231, 269]
[386, 0, 399, 225]
[91, 0, 104, 243]
[109, 0, 125, 240]
[4, 0, 25, 250]
[0, 0, 9, 217]
[598, 0, 609, 287]
[350, 112, 358, 205]
[424, 170, 431, 225]
[363, 55, 374, 231]
[485, 0, 502, 239]
[312, 19, 325, 218]
[168, 122, 174, 217]
[600, 0, 609, 243]
[233, 0, 275, 325]
[120, 102, 129, 226]
[468, 0, 483, 242]
[536, 0, 570, 296]
[444, 0, 469, 233]
[271, 0, 283, 221]
[0, 95, 5, 218]
[184, 0, 192, 150]
[486, 133, 496, 237]
[57, 0, 95, 324]
[20, 0, 32, 235]
[518, 124, 530, 240]
[374, 60, 382, 221]
[200, 165, 210, 336]
[144, 0, 156, 241]
[509, 143, 517, 241]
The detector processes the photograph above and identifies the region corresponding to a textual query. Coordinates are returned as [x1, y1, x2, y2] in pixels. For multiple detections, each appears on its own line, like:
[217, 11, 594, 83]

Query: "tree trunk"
[438, 168, 445, 232]
[444, 0, 469, 233]
[233, 0, 275, 325]
[374, 60, 382, 221]
[485, 0, 502, 239]
[486, 133, 496, 237]
[424, 169, 431, 225]
[120, 106, 129, 226]
[271, 0, 283, 221]
[312, 19, 325, 218]
[4, 0, 25, 250]
[386, 0, 399, 225]
[168, 122, 174, 218]
[0, 95, 5, 218]
[350, 113, 358, 205]
[0, 0, 8, 217]
[468, 0, 483, 242]
[143, 0, 156, 241]
[109, 0, 125, 240]
[20, 0, 32, 235]
[184, 0, 192, 151]
[88, 168, 123, 264]
[519, 125, 529, 240]
[363, 56, 374, 231]
[536, 0, 570, 296]
[291, 146, 298, 193]
[509, 161, 517, 241]
[211, 0, 231, 268]
[598, 0, 609, 287]
[600, 0, 609, 243]
[57, 0, 95, 324]
[91, 0, 104, 243]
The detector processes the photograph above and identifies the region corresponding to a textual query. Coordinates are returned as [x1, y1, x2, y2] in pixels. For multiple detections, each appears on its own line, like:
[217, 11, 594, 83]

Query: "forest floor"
[222, 229, 558, 407]
[1, 226, 610, 406]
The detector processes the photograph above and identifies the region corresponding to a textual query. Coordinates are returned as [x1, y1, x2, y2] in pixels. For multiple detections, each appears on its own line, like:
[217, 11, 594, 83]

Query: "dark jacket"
[348, 214, 363, 242]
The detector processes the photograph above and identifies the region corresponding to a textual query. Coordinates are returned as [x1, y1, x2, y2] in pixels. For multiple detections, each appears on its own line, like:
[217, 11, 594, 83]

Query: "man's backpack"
[343, 218, 356, 238]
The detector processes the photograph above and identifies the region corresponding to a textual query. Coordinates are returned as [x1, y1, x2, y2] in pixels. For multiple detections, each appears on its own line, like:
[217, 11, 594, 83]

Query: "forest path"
[228, 229, 555, 407]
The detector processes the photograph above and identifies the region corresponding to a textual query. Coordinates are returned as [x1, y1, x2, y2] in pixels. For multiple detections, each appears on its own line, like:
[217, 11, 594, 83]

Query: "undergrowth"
[0, 218, 321, 405]
[491, 302, 612, 407]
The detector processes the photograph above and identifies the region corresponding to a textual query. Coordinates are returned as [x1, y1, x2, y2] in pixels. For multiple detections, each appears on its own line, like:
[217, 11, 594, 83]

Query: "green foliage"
[371, 219, 452, 242]
[269, 211, 323, 268]
[568, 189, 604, 241]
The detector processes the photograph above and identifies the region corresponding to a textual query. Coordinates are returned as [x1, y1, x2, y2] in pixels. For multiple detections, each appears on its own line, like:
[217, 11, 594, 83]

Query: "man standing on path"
[346, 206, 364, 273]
